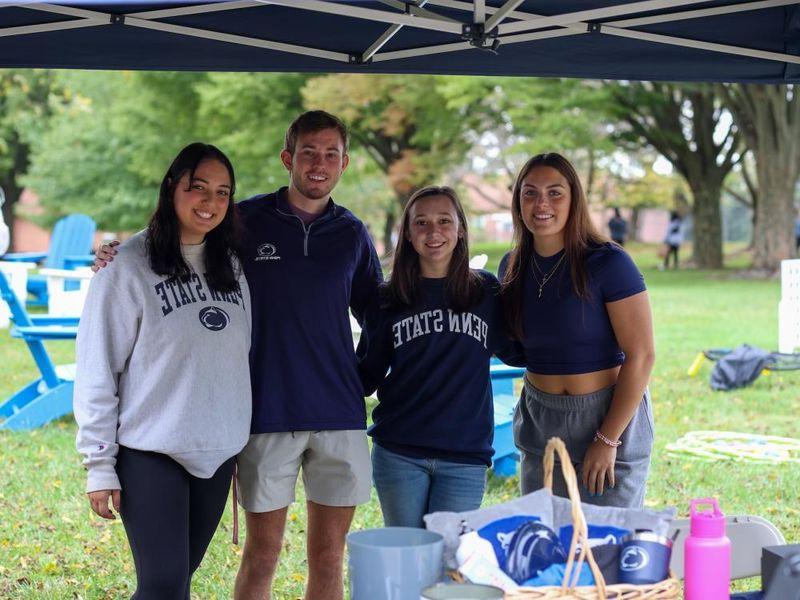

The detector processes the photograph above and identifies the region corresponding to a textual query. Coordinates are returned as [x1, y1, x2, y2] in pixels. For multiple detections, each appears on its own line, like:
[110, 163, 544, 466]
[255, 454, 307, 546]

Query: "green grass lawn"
[0, 243, 797, 598]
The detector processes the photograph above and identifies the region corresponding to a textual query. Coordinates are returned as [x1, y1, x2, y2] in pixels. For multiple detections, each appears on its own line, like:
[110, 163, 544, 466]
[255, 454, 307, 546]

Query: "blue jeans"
[371, 443, 487, 528]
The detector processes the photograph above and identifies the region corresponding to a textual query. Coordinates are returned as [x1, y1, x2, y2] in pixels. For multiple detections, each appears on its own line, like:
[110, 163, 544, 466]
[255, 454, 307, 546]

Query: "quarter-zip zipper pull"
[303, 222, 313, 257]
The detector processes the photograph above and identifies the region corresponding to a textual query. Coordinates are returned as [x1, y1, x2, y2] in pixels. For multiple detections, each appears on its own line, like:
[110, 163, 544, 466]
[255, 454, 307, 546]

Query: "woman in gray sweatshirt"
[74, 143, 252, 599]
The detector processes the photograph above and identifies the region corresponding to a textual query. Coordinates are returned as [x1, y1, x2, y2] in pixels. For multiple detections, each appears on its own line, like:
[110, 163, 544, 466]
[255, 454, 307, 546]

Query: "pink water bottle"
[684, 498, 731, 600]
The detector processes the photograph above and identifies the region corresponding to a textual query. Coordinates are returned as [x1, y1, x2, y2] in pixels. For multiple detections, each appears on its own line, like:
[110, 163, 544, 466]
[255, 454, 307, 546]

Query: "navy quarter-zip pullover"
[238, 188, 383, 433]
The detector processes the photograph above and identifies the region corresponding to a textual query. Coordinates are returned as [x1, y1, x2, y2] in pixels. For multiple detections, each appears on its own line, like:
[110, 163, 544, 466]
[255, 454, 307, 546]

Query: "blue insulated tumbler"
[618, 531, 673, 585]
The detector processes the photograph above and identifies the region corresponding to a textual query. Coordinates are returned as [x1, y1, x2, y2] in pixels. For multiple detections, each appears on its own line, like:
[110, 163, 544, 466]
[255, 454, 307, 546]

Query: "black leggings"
[663, 244, 679, 269]
[116, 447, 235, 600]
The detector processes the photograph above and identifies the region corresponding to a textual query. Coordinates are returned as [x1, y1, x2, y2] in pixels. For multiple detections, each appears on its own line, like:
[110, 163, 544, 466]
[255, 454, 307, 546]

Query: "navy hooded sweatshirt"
[356, 272, 525, 466]
[238, 188, 383, 433]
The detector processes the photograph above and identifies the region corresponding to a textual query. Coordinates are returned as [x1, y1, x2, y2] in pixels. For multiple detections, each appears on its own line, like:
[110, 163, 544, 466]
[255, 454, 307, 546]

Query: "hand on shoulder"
[91, 240, 120, 272]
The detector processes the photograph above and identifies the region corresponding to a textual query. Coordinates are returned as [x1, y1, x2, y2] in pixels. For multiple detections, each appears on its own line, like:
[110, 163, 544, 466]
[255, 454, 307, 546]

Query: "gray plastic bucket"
[420, 583, 505, 599]
[347, 527, 444, 600]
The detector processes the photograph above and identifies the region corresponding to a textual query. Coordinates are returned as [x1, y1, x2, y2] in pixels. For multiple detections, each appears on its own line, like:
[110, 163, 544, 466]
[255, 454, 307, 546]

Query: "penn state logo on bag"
[620, 545, 650, 572]
[199, 306, 230, 331]
[255, 242, 281, 261]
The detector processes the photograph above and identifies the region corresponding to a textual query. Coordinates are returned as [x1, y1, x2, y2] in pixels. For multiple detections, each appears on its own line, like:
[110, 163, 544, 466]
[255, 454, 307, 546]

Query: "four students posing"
[77, 115, 655, 598]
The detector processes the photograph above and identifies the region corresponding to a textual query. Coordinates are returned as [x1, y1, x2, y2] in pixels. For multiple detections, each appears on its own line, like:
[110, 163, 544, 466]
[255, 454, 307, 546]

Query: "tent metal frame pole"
[10, 2, 107, 19]
[474, 0, 485, 24]
[426, 0, 531, 22]
[372, 39, 473, 61]
[125, 17, 351, 62]
[3, 0, 798, 69]
[131, 0, 261, 20]
[373, 0, 799, 67]
[602, 25, 800, 65]
[253, 0, 464, 34]
[363, 23, 407, 61]
[427, 0, 587, 32]
[0, 19, 104, 38]
[375, 0, 455, 22]
[497, 0, 717, 35]
[428, 0, 798, 31]
[8, 0, 351, 61]
[484, 0, 526, 32]
[363, 0, 437, 62]
[612, 0, 798, 27]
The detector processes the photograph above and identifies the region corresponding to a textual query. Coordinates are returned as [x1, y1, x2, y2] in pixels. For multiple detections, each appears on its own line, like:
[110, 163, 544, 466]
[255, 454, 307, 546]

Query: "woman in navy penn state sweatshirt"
[357, 186, 523, 528]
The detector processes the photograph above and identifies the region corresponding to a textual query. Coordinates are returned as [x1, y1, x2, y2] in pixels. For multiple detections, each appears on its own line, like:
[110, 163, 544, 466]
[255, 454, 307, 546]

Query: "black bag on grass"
[710, 344, 770, 391]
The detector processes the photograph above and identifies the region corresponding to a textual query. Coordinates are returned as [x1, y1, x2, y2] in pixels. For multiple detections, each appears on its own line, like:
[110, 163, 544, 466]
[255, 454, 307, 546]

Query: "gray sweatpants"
[514, 378, 654, 508]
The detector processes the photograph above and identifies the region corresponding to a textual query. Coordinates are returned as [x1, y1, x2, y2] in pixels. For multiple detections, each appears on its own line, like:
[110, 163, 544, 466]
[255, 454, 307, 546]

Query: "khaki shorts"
[237, 430, 371, 512]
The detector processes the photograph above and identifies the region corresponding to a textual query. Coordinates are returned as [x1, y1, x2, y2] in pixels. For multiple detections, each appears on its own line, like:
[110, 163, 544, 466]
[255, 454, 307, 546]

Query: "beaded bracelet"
[594, 430, 622, 447]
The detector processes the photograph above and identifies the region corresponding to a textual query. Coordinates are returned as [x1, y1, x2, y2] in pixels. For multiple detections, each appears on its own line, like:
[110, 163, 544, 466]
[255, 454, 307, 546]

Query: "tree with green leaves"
[195, 72, 310, 197]
[24, 71, 209, 232]
[439, 77, 616, 201]
[302, 74, 475, 251]
[605, 82, 742, 269]
[0, 70, 65, 245]
[721, 84, 800, 270]
[604, 166, 689, 240]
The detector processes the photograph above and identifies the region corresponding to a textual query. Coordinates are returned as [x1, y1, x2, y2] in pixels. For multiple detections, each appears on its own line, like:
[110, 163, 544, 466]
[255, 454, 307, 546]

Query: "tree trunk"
[382, 209, 396, 259]
[752, 159, 797, 270]
[629, 207, 640, 242]
[585, 151, 596, 201]
[723, 85, 800, 270]
[690, 183, 724, 269]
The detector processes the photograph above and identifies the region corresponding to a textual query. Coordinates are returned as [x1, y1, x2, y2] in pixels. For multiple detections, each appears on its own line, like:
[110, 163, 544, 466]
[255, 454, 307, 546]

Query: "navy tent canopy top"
[0, 0, 798, 82]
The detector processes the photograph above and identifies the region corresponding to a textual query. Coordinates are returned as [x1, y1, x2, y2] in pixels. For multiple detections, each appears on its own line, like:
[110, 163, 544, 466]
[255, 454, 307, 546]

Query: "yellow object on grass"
[686, 352, 706, 377]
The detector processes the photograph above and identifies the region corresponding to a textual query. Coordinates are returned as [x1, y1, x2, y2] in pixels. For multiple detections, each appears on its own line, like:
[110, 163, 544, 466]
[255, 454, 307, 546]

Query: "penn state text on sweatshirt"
[74, 231, 252, 493]
[356, 272, 525, 466]
[498, 243, 646, 375]
[238, 188, 383, 433]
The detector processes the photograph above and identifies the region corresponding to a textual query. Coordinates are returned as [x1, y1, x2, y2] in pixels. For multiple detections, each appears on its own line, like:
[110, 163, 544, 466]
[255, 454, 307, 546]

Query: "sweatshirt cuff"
[86, 465, 121, 493]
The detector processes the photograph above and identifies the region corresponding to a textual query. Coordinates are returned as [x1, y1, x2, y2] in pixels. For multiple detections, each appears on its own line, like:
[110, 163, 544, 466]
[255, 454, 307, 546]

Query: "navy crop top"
[498, 243, 646, 375]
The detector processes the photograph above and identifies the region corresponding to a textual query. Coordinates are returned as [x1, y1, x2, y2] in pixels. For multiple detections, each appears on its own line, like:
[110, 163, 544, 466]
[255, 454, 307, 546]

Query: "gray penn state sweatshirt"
[74, 231, 252, 493]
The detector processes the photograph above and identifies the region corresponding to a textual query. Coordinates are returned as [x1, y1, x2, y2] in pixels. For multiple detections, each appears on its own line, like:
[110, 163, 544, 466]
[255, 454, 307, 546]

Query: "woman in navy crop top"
[357, 186, 523, 528]
[499, 153, 655, 509]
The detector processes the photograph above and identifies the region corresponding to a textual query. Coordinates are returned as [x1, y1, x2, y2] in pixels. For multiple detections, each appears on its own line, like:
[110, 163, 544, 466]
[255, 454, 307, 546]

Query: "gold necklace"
[531, 252, 566, 299]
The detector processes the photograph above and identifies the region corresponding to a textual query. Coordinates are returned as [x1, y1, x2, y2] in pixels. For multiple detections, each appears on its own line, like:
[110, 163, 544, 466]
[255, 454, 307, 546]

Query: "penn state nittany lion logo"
[257, 243, 277, 257]
[620, 545, 650, 572]
[199, 306, 230, 331]
[255, 243, 281, 261]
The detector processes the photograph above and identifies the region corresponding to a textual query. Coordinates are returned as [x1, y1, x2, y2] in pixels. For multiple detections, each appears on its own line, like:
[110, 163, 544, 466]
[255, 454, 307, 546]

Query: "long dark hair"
[501, 153, 607, 339]
[146, 142, 242, 292]
[386, 186, 483, 313]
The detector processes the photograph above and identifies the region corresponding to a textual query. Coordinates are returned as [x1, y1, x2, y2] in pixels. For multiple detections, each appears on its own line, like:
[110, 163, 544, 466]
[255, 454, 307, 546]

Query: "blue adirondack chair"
[0, 268, 78, 430]
[2, 213, 96, 307]
[490, 359, 525, 477]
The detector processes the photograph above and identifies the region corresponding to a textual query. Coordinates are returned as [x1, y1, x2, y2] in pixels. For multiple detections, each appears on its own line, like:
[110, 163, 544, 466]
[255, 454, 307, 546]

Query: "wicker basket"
[503, 438, 681, 600]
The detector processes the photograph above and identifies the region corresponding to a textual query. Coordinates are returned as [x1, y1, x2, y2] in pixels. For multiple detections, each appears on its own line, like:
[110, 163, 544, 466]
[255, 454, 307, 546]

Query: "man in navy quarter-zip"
[233, 111, 383, 600]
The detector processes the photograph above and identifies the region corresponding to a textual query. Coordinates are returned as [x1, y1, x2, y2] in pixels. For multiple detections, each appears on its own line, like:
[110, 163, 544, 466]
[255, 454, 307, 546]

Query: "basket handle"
[542, 437, 608, 598]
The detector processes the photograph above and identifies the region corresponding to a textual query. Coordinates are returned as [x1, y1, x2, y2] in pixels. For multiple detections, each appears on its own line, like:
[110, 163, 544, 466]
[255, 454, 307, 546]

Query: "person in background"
[662, 211, 683, 270]
[500, 152, 655, 509]
[357, 186, 523, 528]
[607, 207, 628, 246]
[794, 214, 800, 253]
[75, 143, 252, 599]
[0, 187, 9, 256]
